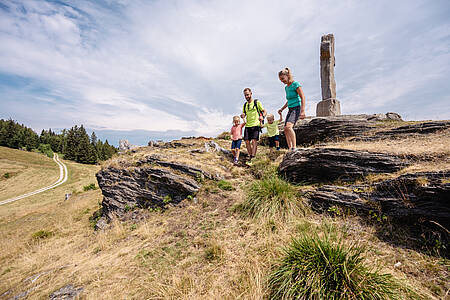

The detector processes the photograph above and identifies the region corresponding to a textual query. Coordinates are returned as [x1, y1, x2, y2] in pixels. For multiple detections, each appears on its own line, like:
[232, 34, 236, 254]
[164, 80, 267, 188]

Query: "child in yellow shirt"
[261, 112, 283, 150]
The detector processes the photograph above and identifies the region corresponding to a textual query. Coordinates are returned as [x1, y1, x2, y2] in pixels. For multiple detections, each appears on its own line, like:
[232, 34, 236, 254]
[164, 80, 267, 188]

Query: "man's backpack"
[243, 99, 264, 130]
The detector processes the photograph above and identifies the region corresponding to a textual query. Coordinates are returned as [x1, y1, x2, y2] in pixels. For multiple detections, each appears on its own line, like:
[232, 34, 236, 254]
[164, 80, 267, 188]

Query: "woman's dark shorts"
[231, 139, 242, 149]
[285, 106, 301, 126]
[268, 135, 280, 148]
[244, 126, 260, 141]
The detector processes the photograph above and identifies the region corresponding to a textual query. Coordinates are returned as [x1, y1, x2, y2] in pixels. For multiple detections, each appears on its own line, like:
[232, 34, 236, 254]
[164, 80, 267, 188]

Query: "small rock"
[49, 284, 83, 300]
[394, 262, 402, 268]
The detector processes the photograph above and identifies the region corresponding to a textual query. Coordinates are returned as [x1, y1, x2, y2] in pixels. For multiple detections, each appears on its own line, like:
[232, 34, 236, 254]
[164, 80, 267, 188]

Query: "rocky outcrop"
[119, 139, 133, 151]
[95, 159, 204, 229]
[136, 154, 218, 180]
[308, 171, 450, 254]
[266, 118, 375, 148]
[260, 114, 407, 148]
[279, 148, 408, 183]
[351, 121, 450, 141]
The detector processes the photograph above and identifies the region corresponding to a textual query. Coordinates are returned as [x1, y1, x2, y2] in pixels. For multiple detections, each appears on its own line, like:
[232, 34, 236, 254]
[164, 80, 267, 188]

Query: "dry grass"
[328, 129, 450, 158]
[0, 136, 448, 299]
[0, 146, 60, 201]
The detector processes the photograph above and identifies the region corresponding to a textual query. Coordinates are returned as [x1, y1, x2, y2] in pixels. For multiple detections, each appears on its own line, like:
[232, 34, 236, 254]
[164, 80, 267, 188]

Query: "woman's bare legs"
[285, 122, 296, 149]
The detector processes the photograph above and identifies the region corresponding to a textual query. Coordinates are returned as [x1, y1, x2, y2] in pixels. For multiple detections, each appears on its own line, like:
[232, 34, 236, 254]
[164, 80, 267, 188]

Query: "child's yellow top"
[262, 120, 280, 137]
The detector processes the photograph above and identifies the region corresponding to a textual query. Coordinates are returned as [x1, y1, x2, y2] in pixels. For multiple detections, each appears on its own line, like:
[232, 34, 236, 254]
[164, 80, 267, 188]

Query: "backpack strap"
[243, 99, 263, 117]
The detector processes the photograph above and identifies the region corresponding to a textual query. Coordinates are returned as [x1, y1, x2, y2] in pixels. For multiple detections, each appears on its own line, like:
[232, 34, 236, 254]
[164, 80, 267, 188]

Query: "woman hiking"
[277, 67, 306, 150]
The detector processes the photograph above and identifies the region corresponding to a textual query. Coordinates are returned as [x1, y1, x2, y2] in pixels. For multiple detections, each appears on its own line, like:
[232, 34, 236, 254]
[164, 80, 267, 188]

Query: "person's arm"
[257, 101, 267, 122]
[278, 111, 283, 122]
[278, 102, 288, 115]
[297, 86, 306, 119]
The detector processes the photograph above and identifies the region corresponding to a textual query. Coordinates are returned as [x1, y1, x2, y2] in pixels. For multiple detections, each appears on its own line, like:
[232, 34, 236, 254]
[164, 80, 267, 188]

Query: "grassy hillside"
[0, 128, 448, 299]
[0, 146, 60, 202]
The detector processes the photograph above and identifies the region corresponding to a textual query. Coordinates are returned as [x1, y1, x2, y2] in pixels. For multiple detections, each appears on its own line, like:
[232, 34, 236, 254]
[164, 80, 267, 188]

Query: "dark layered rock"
[262, 118, 375, 148]
[351, 121, 450, 141]
[279, 148, 408, 183]
[95, 161, 202, 229]
[136, 154, 218, 180]
[308, 171, 450, 255]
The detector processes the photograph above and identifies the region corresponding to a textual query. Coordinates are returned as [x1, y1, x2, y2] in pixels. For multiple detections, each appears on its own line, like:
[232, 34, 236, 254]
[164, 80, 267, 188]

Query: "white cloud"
[0, 0, 449, 141]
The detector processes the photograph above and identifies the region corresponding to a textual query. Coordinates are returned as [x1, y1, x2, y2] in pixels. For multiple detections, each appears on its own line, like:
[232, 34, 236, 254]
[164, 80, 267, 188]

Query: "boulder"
[119, 139, 133, 151]
[269, 118, 375, 148]
[136, 154, 218, 180]
[308, 171, 450, 254]
[279, 148, 408, 183]
[95, 160, 202, 228]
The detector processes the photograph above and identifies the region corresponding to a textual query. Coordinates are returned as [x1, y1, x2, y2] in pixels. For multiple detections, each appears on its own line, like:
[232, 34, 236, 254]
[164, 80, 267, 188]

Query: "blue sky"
[1, 0, 449, 146]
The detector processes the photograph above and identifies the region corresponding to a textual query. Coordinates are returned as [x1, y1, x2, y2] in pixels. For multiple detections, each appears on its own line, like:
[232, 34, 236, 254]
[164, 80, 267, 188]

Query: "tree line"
[0, 119, 117, 164]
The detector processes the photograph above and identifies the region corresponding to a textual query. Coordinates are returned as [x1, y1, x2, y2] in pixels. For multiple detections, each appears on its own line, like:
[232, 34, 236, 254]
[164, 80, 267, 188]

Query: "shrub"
[217, 180, 233, 191]
[83, 183, 97, 191]
[3, 173, 10, 179]
[234, 174, 304, 219]
[269, 234, 398, 300]
[204, 243, 224, 262]
[163, 195, 172, 204]
[216, 131, 231, 140]
[32, 230, 53, 240]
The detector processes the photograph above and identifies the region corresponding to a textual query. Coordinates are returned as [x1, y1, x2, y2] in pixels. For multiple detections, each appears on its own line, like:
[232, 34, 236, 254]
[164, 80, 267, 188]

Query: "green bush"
[83, 183, 97, 191]
[269, 234, 398, 299]
[217, 180, 233, 191]
[37, 143, 53, 158]
[234, 174, 304, 219]
[3, 173, 10, 179]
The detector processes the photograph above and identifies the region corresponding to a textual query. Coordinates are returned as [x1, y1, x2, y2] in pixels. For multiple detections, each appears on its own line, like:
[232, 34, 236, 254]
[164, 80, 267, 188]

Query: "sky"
[0, 0, 449, 146]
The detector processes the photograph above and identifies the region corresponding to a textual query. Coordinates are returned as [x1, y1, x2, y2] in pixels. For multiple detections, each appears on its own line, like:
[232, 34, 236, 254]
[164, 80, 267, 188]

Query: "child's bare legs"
[275, 140, 280, 149]
[235, 148, 240, 160]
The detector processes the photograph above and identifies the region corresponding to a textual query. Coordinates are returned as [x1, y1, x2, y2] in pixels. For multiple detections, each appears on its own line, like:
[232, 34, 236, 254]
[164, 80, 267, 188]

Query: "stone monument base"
[316, 98, 341, 117]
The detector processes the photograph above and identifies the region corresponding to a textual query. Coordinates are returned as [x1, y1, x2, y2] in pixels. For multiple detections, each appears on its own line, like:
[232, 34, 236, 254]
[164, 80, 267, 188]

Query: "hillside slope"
[0, 146, 60, 202]
[0, 121, 449, 299]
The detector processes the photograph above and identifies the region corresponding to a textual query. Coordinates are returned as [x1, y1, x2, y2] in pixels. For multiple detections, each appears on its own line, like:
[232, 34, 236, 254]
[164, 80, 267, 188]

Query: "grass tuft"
[204, 243, 224, 262]
[83, 183, 98, 191]
[217, 180, 233, 191]
[234, 173, 305, 220]
[268, 233, 399, 300]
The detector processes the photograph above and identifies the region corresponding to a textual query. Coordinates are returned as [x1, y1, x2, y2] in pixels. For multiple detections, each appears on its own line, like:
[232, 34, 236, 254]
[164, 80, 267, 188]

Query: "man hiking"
[240, 87, 266, 163]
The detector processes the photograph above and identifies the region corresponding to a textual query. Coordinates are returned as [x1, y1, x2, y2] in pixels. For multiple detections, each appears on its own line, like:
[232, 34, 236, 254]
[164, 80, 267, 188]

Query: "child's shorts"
[268, 135, 280, 148]
[231, 139, 242, 149]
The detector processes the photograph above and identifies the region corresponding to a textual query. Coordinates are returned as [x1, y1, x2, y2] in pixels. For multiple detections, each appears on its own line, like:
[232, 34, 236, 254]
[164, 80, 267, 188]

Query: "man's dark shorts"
[244, 126, 260, 141]
[268, 135, 280, 148]
[231, 139, 242, 149]
[285, 106, 300, 125]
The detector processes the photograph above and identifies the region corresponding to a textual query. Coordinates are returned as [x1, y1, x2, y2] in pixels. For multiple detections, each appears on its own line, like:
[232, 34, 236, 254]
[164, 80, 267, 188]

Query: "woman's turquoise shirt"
[285, 81, 301, 108]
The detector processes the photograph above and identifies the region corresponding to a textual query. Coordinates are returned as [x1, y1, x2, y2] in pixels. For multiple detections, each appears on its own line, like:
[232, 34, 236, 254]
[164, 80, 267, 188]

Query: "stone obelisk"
[316, 33, 341, 117]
